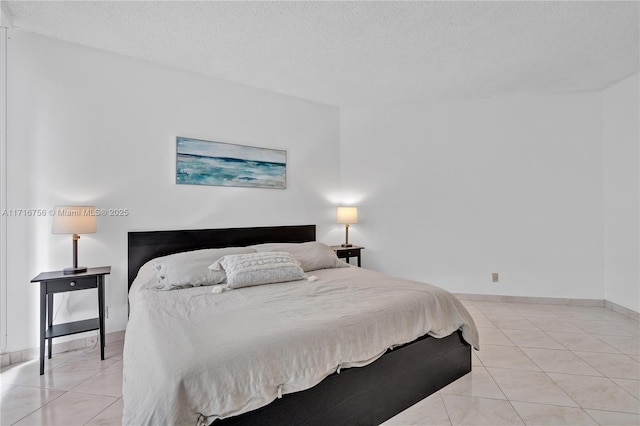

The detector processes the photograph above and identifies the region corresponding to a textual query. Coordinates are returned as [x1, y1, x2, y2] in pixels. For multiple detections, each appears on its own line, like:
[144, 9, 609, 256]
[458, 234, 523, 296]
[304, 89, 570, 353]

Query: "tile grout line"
[568, 351, 640, 403]
[82, 397, 122, 426]
[472, 313, 540, 425]
[531, 343, 640, 418]
[9, 389, 68, 426]
[436, 391, 454, 426]
[67, 366, 112, 395]
[475, 366, 526, 425]
[478, 308, 611, 423]
[514, 341, 584, 411]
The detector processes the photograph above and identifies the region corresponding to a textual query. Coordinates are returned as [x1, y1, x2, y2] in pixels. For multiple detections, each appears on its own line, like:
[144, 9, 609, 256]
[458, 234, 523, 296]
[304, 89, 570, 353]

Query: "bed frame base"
[214, 331, 471, 426]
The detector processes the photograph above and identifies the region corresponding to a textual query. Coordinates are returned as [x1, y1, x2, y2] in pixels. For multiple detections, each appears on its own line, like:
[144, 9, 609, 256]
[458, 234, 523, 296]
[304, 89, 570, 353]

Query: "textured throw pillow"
[251, 241, 348, 272]
[151, 247, 256, 290]
[210, 251, 306, 289]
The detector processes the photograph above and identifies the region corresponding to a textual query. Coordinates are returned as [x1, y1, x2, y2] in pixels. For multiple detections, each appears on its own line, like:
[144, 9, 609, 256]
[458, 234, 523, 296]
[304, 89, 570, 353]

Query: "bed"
[124, 225, 479, 426]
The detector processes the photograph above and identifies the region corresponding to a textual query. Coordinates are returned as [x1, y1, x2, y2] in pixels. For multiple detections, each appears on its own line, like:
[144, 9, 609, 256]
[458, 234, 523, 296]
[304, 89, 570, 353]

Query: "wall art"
[176, 137, 286, 189]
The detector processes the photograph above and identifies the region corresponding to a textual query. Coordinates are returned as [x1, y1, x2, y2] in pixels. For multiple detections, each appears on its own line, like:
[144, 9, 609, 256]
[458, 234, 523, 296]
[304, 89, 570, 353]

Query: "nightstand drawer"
[330, 245, 364, 267]
[46, 276, 97, 293]
[338, 249, 361, 258]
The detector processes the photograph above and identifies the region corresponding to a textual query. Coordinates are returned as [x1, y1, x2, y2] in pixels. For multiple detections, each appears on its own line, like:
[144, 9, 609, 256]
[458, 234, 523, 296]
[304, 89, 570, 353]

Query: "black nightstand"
[30, 266, 111, 375]
[330, 245, 364, 267]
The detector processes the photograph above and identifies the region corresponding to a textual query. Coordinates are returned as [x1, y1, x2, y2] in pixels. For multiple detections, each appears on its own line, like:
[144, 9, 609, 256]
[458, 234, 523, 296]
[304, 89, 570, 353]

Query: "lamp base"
[63, 266, 87, 274]
[341, 243, 353, 248]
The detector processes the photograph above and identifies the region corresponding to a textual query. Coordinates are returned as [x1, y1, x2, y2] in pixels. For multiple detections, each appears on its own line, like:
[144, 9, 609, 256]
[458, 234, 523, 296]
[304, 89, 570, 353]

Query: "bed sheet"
[123, 264, 479, 426]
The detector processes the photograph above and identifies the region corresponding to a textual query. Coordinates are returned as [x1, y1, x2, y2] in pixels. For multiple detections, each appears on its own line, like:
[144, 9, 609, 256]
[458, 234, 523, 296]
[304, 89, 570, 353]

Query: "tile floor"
[384, 301, 640, 426]
[1, 301, 638, 425]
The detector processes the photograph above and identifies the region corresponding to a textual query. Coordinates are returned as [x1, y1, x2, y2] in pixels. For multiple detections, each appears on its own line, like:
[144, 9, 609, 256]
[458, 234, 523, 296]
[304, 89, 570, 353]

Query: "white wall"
[603, 73, 640, 312]
[340, 93, 605, 300]
[5, 29, 341, 352]
[5, 28, 638, 354]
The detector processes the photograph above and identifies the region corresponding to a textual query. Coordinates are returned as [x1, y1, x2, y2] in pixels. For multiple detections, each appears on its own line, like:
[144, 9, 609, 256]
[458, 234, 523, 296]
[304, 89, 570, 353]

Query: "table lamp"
[337, 206, 358, 247]
[52, 205, 96, 274]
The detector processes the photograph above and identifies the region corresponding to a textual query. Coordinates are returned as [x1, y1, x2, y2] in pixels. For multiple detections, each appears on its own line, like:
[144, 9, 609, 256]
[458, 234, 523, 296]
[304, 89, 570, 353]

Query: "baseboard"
[0, 329, 125, 368]
[605, 300, 640, 321]
[455, 293, 639, 320]
[454, 293, 605, 306]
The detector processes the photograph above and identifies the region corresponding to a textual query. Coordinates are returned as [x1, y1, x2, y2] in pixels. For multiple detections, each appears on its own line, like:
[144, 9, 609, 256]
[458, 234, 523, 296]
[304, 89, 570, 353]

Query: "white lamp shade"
[337, 206, 358, 224]
[52, 206, 97, 234]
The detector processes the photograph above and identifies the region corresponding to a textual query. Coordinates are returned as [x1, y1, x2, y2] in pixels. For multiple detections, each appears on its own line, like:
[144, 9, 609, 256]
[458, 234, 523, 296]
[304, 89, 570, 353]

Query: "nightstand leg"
[98, 277, 105, 360]
[39, 283, 46, 375]
[47, 292, 53, 359]
[357, 254, 361, 267]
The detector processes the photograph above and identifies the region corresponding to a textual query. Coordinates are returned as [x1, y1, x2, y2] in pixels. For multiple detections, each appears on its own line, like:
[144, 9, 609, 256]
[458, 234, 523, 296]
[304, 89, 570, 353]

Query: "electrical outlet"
[492, 273, 499, 283]
[105, 306, 109, 319]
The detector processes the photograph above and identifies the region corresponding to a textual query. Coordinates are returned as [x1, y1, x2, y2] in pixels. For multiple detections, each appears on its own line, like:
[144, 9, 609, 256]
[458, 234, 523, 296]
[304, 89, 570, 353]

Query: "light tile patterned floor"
[384, 301, 640, 426]
[1, 302, 638, 425]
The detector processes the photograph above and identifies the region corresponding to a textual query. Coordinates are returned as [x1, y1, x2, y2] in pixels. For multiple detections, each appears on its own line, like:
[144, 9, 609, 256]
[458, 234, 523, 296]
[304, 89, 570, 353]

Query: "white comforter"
[123, 265, 479, 426]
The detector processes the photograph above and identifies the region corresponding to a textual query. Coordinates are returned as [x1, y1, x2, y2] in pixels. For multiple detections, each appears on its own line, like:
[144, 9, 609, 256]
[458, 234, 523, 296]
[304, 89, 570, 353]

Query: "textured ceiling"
[4, 1, 640, 106]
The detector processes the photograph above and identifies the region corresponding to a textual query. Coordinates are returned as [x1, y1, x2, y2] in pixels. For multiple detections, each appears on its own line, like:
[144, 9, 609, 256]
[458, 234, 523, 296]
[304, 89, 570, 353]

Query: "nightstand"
[30, 266, 111, 375]
[330, 245, 364, 267]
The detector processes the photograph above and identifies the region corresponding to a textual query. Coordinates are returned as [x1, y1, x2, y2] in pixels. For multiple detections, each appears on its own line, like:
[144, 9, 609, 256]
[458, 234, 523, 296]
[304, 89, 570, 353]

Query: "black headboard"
[127, 224, 316, 290]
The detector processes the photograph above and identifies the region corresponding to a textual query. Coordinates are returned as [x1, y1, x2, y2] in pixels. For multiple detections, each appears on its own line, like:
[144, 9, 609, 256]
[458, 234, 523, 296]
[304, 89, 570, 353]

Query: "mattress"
[122, 263, 479, 426]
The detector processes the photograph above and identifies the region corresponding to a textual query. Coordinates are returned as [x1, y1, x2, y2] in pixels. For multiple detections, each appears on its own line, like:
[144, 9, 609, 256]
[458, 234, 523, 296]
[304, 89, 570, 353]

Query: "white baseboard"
[455, 293, 639, 320]
[0, 330, 125, 368]
[454, 293, 604, 307]
[604, 300, 640, 321]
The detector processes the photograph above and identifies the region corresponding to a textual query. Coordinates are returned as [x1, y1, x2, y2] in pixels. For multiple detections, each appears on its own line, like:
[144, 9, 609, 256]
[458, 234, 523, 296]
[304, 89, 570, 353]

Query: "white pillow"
[210, 251, 306, 289]
[251, 241, 348, 272]
[151, 247, 256, 290]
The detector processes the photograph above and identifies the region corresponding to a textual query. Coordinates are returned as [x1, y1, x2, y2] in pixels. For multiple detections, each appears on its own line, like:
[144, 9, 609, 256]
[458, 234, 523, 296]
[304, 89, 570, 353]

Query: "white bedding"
[123, 263, 479, 426]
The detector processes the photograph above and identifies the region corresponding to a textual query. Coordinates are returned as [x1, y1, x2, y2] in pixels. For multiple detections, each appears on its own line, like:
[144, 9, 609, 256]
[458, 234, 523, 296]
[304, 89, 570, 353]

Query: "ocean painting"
[176, 137, 286, 189]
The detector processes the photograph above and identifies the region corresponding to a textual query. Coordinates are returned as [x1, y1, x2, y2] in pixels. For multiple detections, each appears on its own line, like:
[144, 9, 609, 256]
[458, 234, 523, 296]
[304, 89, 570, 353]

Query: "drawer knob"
[69, 281, 76, 287]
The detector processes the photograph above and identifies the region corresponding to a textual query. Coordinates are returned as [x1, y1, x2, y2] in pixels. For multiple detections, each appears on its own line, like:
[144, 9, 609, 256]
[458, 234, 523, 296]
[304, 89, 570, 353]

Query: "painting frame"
[176, 136, 287, 189]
